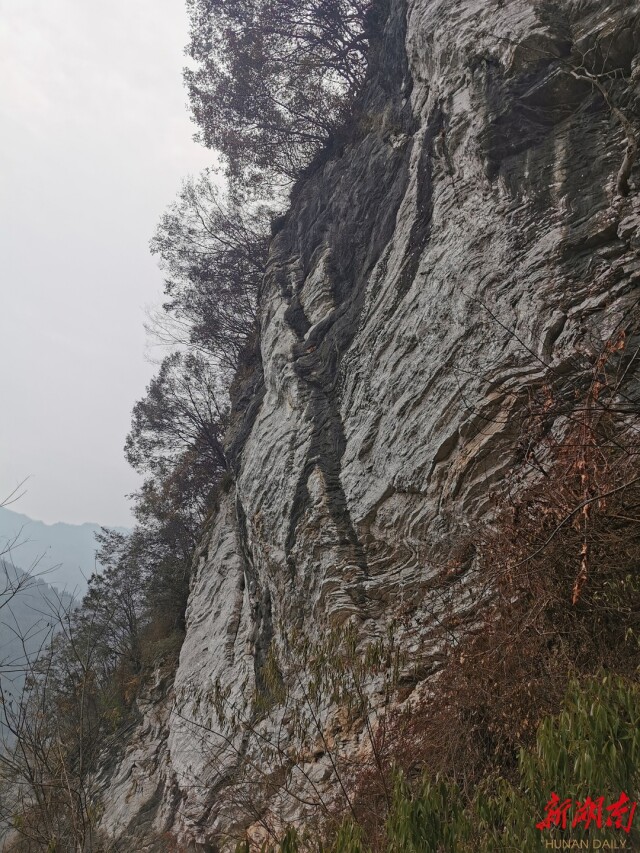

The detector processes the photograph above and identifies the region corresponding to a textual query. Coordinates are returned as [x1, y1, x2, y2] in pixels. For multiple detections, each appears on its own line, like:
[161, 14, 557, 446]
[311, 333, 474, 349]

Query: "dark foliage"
[185, 0, 376, 186]
[149, 173, 272, 371]
[126, 350, 227, 480]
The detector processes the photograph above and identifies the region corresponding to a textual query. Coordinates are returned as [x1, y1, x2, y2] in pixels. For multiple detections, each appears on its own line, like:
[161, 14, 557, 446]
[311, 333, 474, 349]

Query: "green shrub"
[239, 674, 640, 852]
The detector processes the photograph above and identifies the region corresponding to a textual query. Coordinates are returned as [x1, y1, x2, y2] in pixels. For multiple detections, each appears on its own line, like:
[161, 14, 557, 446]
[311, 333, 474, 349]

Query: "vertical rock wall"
[98, 0, 640, 848]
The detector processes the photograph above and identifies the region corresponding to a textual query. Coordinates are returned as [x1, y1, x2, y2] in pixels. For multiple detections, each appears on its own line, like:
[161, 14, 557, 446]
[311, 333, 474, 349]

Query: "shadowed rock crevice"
[236, 492, 273, 694]
[395, 105, 442, 299]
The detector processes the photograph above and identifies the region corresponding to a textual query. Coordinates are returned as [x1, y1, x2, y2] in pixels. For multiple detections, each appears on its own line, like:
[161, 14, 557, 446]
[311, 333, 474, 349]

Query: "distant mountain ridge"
[0, 506, 130, 595]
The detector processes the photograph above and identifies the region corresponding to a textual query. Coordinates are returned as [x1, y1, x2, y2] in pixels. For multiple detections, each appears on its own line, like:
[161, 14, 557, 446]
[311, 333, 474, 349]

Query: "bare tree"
[0, 592, 115, 852]
[149, 172, 271, 373]
[185, 0, 377, 186]
[0, 483, 48, 616]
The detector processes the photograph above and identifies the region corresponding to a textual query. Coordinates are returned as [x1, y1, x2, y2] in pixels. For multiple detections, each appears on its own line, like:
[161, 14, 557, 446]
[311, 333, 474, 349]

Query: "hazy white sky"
[0, 0, 212, 527]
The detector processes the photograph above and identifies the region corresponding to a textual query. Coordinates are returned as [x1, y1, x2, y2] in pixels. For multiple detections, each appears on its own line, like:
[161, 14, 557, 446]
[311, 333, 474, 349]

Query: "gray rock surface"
[98, 0, 640, 847]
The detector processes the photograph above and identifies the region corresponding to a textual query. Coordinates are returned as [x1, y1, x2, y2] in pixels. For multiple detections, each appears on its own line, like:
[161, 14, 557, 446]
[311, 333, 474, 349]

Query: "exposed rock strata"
[98, 0, 640, 848]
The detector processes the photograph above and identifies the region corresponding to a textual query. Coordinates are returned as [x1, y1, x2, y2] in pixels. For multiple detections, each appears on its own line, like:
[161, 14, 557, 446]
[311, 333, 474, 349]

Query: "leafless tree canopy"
[149, 173, 272, 372]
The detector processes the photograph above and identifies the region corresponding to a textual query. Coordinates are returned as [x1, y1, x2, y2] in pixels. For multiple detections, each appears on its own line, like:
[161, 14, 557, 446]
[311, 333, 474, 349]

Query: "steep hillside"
[95, 0, 640, 848]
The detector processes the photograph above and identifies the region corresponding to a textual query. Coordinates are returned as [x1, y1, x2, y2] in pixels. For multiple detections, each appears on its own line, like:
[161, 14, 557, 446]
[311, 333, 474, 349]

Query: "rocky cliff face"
[98, 0, 640, 848]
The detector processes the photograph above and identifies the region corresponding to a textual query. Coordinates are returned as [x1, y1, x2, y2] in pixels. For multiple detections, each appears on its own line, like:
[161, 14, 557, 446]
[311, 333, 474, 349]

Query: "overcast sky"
[0, 0, 212, 527]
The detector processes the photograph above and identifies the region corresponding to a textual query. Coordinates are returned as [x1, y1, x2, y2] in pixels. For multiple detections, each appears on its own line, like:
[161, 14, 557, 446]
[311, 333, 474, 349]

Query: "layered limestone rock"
[98, 0, 640, 848]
